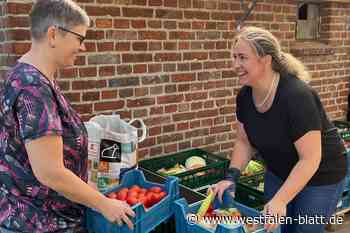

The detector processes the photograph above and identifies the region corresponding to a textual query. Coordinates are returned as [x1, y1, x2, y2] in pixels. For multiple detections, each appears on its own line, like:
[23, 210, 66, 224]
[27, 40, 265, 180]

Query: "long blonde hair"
[234, 26, 311, 82]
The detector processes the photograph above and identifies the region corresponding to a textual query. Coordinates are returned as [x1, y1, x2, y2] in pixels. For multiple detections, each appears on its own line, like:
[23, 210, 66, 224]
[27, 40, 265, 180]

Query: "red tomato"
[127, 196, 139, 206]
[138, 196, 148, 206]
[139, 188, 147, 195]
[130, 185, 141, 193]
[145, 192, 156, 207]
[158, 191, 167, 200]
[128, 190, 139, 198]
[117, 189, 128, 201]
[149, 186, 162, 193]
[107, 192, 117, 199]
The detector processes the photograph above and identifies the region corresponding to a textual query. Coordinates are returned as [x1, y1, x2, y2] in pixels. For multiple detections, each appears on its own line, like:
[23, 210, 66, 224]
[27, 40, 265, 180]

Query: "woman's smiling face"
[232, 38, 267, 87]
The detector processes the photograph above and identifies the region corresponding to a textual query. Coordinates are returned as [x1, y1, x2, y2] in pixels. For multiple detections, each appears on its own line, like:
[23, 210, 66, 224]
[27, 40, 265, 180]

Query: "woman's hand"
[263, 198, 286, 232]
[212, 180, 236, 203]
[100, 197, 135, 229]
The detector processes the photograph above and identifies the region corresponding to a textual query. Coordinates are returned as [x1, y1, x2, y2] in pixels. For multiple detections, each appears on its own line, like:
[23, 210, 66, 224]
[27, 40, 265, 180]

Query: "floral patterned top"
[0, 63, 88, 232]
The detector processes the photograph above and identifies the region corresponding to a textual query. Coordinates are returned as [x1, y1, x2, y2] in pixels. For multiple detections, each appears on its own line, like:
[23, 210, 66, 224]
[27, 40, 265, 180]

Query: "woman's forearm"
[272, 158, 320, 205]
[44, 167, 108, 213]
[229, 139, 254, 171]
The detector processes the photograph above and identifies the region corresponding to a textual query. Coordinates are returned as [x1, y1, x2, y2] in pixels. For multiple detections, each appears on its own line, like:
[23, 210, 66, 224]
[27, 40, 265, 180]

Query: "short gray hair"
[30, 0, 90, 41]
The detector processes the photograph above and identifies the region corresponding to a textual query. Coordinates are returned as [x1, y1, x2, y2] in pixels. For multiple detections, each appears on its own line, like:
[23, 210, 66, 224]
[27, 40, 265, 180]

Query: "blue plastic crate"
[174, 198, 280, 233]
[86, 169, 180, 233]
[337, 191, 350, 210]
[342, 152, 350, 192]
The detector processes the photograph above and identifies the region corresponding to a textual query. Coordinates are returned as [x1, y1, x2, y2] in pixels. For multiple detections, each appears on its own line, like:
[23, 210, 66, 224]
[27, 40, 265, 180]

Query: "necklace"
[255, 72, 278, 108]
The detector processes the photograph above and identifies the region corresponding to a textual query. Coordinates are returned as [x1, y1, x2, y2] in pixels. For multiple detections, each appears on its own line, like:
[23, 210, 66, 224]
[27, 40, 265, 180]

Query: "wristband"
[224, 167, 241, 183]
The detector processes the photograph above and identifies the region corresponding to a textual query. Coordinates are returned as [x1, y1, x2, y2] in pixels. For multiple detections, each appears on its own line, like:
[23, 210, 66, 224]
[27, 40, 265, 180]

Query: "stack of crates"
[86, 169, 180, 233]
[336, 151, 350, 210]
[138, 148, 230, 189]
[333, 120, 350, 143]
[333, 120, 350, 210]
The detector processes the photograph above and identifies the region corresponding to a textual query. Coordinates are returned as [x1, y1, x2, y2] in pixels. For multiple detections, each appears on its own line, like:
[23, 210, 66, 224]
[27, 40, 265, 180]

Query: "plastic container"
[174, 197, 280, 233]
[333, 120, 350, 141]
[197, 184, 266, 211]
[138, 149, 230, 189]
[139, 168, 206, 233]
[86, 169, 179, 233]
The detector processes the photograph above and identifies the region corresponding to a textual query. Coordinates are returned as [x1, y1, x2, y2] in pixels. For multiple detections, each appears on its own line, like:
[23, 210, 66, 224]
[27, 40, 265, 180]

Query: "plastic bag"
[84, 115, 146, 191]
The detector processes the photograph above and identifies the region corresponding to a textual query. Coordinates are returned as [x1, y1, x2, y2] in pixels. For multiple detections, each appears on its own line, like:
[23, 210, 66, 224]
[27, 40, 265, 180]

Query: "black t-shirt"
[237, 73, 347, 186]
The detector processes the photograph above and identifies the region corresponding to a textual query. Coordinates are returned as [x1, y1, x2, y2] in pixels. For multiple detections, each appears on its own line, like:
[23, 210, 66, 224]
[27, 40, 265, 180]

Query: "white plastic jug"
[85, 115, 147, 190]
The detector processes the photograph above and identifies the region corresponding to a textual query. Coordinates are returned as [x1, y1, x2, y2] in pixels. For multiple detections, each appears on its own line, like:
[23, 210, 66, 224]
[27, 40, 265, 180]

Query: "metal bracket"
[236, 0, 258, 31]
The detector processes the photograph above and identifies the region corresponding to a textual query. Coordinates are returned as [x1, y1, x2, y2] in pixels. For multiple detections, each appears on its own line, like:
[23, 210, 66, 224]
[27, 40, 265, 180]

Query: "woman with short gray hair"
[0, 0, 134, 232]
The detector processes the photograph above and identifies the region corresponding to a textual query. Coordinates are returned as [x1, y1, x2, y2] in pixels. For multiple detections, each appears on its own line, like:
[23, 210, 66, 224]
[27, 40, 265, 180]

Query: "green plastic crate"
[197, 183, 266, 211]
[138, 148, 230, 189]
[333, 120, 350, 141]
[239, 172, 265, 192]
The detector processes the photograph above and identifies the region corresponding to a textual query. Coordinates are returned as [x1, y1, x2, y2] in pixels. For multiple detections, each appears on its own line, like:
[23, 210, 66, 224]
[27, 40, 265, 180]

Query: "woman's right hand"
[212, 180, 236, 203]
[100, 197, 135, 229]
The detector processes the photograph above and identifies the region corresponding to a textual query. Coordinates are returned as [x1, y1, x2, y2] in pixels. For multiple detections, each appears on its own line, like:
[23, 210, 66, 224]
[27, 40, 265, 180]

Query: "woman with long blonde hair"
[214, 26, 347, 233]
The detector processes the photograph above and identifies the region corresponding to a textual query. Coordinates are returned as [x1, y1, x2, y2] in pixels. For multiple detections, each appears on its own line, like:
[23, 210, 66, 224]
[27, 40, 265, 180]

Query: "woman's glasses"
[57, 26, 85, 45]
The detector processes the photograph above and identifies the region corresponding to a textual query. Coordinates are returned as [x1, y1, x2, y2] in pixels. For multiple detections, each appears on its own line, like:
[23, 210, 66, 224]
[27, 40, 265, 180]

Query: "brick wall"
[1, 0, 349, 159]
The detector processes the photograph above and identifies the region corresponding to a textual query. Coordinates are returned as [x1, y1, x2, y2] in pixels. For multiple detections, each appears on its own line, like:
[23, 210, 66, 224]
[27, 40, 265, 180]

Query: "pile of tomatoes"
[107, 185, 167, 208]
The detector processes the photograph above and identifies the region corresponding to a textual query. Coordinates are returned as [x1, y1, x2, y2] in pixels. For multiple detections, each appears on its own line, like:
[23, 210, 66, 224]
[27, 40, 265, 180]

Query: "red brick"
[133, 42, 148, 51]
[114, 19, 130, 28]
[156, 9, 182, 19]
[12, 43, 30, 55]
[122, 8, 153, 18]
[148, 64, 162, 73]
[122, 53, 152, 63]
[99, 66, 115, 76]
[135, 87, 149, 96]
[65, 93, 81, 102]
[171, 73, 196, 82]
[101, 90, 117, 99]
[164, 21, 177, 29]
[157, 95, 184, 104]
[117, 65, 132, 74]
[94, 101, 124, 111]
[60, 68, 78, 79]
[164, 144, 177, 153]
[97, 42, 114, 52]
[85, 6, 120, 17]
[115, 42, 131, 51]
[139, 137, 156, 148]
[132, 0, 147, 5]
[79, 67, 97, 77]
[149, 0, 162, 6]
[83, 92, 100, 101]
[133, 64, 147, 73]
[127, 98, 155, 107]
[86, 30, 105, 40]
[7, 16, 29, 28]
[148, 20, 162, 29]
[131, 20, 146, 29]
[7, 3, 32, 14]
[96, 19, 113, 28]
[7, 29, 30, 41]
[139, 31, 167, 40]
[150, 147, 162, 156]
[72, 104, 93, 114]
[154, 53, 181, 62]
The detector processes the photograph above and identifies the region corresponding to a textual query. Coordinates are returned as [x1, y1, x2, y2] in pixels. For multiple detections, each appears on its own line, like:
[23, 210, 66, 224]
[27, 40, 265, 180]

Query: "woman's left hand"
[263, 198, 287, 232]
